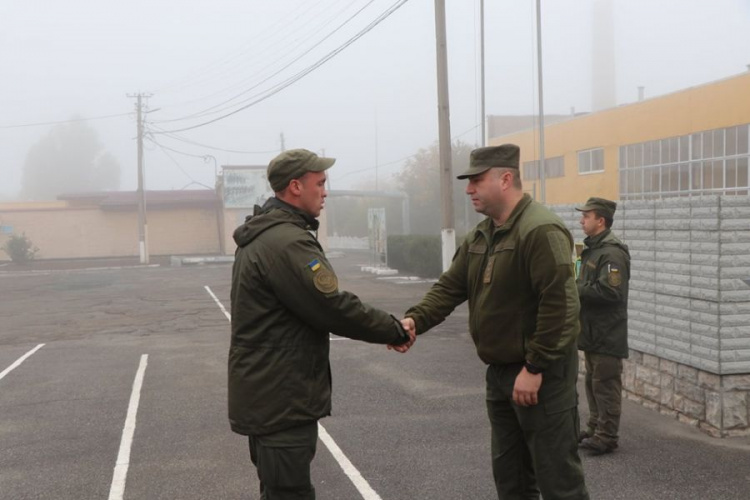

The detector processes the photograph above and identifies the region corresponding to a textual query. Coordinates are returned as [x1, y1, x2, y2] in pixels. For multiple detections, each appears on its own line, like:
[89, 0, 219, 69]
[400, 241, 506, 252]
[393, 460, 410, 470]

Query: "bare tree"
[396, 139, 476, 236]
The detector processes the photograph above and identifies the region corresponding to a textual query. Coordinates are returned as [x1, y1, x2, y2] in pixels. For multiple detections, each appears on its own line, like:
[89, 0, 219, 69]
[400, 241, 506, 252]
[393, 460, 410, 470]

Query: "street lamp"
[202, 154, 224, 256]
[203, 154, 218, 179]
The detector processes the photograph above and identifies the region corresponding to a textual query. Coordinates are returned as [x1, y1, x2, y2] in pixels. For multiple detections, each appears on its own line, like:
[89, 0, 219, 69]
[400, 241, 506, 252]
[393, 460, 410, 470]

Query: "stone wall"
[555, 196, 750, 436]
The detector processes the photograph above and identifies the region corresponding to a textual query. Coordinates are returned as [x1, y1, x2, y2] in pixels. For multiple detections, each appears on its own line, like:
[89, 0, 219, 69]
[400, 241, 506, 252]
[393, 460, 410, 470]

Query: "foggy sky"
[1, 0, 749, 199]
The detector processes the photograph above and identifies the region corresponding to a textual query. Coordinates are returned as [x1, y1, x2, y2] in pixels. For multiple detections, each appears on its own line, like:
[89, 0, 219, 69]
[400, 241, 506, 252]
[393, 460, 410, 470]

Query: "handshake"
[388, 317, 417, 354]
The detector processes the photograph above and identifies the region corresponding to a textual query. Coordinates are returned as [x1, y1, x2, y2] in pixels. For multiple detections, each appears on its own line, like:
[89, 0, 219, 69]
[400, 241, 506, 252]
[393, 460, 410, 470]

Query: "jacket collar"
[584, 228, 611, 249]
[475, 193, 533, 241]
[262, 196, 320, 231]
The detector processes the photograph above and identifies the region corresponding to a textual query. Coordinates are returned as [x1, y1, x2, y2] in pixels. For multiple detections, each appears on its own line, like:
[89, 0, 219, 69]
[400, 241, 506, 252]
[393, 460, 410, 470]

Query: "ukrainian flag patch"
[308, 259, 321, 272]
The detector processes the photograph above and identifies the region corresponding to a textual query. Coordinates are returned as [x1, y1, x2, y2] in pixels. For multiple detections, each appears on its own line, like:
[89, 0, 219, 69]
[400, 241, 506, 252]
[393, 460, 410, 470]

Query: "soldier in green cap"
[399, 144, 589, 499]
[575, 197, 631, 455]
[229, 148, 414, 499]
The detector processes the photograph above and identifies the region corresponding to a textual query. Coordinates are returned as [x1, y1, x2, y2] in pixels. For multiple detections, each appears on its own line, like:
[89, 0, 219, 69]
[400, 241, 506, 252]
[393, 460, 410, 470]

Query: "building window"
[522, 156, 564, 181]
[578, 148, 604, 174]
[620, 123, 750, 199]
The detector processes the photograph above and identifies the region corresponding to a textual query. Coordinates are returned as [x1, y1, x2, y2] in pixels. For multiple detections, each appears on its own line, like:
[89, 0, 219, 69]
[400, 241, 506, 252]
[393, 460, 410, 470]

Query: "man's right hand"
[388, 317, 416, 353]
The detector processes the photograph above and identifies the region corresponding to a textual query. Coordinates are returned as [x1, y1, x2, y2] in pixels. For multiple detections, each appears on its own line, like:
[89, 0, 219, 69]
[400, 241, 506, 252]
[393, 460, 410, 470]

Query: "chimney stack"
[592, 0, 616, 111]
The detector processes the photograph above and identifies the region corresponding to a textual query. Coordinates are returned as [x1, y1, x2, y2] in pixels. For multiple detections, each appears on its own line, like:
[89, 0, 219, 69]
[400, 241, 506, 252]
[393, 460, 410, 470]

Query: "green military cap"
[267, 149, 335, 192]
[457, 144, 520, 179]
[575, 197, 617, 219]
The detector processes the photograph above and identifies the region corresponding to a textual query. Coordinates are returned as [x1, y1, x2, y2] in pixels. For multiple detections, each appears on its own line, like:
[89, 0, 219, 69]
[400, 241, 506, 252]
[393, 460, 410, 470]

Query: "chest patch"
[483, 256, 495, 284]
[469, 243, 487, 254]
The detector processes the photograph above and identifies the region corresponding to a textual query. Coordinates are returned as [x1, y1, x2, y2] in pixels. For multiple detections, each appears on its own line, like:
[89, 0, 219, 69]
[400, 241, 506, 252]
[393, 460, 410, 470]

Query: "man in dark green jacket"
[575, 197, 631, 455]
[401, 145, 589, 500]
[229, 148, 412, 500]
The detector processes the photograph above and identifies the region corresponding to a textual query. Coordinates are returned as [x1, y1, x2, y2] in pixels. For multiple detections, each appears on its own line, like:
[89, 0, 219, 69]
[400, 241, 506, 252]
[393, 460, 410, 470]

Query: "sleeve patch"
[308, 259, 321, 272]
[313, 268, 338, 293]
[546, 231, 573, 266]
[608, 265, 622, 287]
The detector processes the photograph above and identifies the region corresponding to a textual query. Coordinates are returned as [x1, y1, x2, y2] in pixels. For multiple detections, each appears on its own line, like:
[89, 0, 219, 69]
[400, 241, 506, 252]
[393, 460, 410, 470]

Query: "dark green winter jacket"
[405, 194, 580, 371]
[577, 229, 630, 358]
[229, 197, 409, 436]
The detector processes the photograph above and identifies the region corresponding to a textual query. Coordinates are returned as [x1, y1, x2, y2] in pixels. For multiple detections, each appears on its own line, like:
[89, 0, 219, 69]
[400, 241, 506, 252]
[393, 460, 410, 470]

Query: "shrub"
[2, 233, 39, 263]
[387, 235, 443, 278]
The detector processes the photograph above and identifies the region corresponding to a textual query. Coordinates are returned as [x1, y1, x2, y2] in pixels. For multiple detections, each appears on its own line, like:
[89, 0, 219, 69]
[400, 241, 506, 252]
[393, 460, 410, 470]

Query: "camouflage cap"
[575, 197, 617, 219]
[457, 144, 520, 179]
[267, 149, 335, 192]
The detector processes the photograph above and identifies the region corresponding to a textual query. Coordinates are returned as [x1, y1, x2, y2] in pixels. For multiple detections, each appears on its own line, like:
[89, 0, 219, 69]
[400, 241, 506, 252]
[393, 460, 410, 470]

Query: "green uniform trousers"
[248, 421, 318, 500]
[486, 359, 589, 500]
[583, 352, 623, 448]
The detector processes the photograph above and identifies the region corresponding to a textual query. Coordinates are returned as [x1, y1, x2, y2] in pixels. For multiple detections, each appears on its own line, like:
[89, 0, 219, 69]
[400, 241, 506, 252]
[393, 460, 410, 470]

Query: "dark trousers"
[583, 351, 623, 447]
[248, 421, 318, 500]
[486, 358, 589, 500]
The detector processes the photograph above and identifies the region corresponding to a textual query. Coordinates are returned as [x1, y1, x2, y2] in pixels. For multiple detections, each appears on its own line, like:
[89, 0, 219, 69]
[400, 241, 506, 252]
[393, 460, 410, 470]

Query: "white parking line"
[108, 354, 148, 500]
[318, 424, 383, 500]
[204, 286, 378, 499]
[204, 285, 231, 321]
[204, 286, 348, 341]
[0, 344, 45, 382]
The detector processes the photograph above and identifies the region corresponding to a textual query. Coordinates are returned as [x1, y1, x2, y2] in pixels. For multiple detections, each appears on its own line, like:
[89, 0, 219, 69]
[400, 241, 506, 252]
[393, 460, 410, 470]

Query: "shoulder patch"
[308, 259, 321, 272]
[546, 230, 573, 266]
[608, 265, 622, 287]
[313, 268, 338, 293]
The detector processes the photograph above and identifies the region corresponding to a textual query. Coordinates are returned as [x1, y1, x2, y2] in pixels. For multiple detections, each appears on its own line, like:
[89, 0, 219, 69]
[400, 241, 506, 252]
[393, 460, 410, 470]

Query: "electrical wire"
[0, 112, 131, 130]
[338, 123, 482, 179]
[152, 0, 341, 95]
[153, 0, 380, 124]
[148, 139, 215, 190]
[154, 0, 361, 110]
[146, 137, 208, 160]
[153, 0, 411, 134]
[146, 124, 278, 154]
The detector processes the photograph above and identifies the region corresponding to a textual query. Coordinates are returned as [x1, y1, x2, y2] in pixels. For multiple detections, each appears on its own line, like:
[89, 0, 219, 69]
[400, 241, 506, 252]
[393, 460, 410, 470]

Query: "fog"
[1, 0, 749, 199]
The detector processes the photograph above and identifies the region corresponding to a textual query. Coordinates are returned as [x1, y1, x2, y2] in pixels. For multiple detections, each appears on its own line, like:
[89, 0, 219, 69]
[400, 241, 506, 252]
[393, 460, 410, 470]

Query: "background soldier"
[401, 144, 589, 499]
[229, 149, 413, 499]
[575, 197, 631, 455]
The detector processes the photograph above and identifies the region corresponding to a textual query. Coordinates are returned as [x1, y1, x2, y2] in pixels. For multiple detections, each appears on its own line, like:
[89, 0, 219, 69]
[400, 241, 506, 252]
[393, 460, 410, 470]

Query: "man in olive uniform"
[229, 148, 413, 499]
[575, 197, 631, 455]
[401, 144, 589, 499]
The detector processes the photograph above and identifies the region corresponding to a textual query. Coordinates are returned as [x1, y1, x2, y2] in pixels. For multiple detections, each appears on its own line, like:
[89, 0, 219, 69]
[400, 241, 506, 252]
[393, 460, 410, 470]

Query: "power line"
[0, 112, 131, 130]
[148, 139, 214, 190]
[145, 137, 208, 160]
[155, 0, 372, 120]
[153, 0, 411, 135]
[145, 124, 278, 154]
[153, 0, 360, 109]
[337, 123, 482, 179]
[153, 0, 379, 125]
[151, 0, 338, 95]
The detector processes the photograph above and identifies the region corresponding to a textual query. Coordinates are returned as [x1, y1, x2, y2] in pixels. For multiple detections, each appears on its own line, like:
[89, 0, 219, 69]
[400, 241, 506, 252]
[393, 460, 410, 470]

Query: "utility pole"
[374, 112, 379, 191]
[128, 92, 151, 264]
[280, 132, 286, 152]
[434, 0, 455, 272]
[322, 148, 336, 237]
[480, 0, 486, 148]
[536, 0, 547, 203]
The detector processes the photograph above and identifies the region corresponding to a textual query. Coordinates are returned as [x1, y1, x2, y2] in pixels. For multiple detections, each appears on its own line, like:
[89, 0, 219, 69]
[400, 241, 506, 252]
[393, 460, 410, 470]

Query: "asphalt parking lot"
[2, 250, 750, 499]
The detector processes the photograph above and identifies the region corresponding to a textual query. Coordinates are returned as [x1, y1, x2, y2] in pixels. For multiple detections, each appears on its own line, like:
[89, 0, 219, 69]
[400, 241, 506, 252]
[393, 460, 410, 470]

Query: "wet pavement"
[1, 249, 749, 499]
